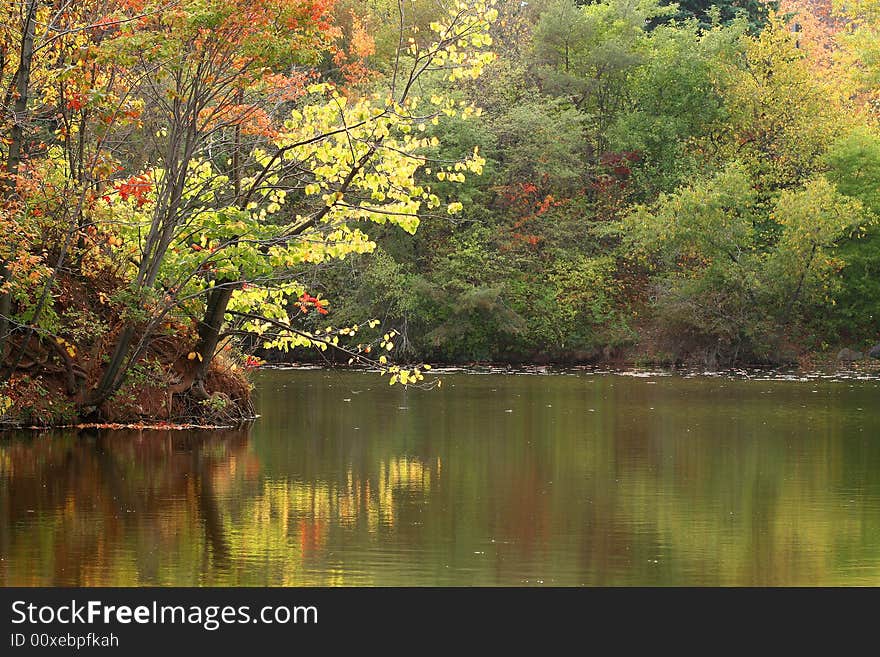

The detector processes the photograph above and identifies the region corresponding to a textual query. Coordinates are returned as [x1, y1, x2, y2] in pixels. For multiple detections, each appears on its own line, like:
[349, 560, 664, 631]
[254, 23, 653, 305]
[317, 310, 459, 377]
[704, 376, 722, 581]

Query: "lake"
[3, 368, 880, 586]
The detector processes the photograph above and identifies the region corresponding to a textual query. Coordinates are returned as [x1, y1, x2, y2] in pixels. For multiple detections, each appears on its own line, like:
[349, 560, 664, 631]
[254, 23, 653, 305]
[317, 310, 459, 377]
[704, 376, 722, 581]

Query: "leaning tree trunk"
[87, 123, 196, 407]
[190, 280, 236, 399]
[188, 101, 243, 400]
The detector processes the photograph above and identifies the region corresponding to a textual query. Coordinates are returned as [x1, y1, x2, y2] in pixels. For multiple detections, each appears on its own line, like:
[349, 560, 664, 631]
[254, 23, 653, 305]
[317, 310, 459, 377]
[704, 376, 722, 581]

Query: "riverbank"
[0, 353, 255, 429]
[4, 341, 879, 429]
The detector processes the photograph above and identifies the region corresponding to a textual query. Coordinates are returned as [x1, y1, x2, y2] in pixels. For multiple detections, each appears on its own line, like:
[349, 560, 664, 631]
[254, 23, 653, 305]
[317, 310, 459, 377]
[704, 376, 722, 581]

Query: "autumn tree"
[0, 0, 497, 423]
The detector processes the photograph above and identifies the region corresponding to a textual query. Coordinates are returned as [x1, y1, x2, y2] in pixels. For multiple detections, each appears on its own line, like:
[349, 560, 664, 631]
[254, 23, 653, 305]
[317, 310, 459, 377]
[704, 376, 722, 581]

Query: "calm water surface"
[3, 369, 880, 586]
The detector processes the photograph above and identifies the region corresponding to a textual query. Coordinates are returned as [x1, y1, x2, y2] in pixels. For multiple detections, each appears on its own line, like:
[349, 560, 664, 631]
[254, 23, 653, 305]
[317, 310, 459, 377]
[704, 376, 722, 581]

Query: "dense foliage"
[0, 0, 495, 423]
[2, 0, 880, 425]
[314, 0, 880, 366]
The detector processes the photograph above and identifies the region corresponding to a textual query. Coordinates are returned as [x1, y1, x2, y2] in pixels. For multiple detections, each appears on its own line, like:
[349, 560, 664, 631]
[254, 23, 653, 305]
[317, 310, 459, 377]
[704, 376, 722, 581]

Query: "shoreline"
[5, 355, 880, 431]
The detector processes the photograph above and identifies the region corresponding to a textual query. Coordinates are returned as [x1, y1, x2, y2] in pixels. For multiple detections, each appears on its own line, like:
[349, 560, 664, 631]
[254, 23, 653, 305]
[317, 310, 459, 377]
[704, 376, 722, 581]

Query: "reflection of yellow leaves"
[187, 352, 203, 361]
[230, 455, 438, 582]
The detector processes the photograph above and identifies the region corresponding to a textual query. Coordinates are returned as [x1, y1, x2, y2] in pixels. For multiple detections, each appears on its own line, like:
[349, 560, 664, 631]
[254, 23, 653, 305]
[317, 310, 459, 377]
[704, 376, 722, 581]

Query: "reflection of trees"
[0, 422, 441, 585]
[5, 371, 880, 585]
[597, 378, 880, 585]
[221, 456, 440, 585]
[0, 428, 257, 585]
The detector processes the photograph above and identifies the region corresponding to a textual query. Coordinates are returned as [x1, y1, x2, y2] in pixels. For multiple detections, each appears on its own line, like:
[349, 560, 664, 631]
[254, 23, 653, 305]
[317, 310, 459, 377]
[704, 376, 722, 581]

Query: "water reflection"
[3, 370, 880, 585]
[0, 428, 258, 585]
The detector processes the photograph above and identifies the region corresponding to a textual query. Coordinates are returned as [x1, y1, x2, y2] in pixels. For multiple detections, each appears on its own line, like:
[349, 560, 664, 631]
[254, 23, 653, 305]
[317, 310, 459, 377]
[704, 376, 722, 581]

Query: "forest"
[2, 0, 880, 426]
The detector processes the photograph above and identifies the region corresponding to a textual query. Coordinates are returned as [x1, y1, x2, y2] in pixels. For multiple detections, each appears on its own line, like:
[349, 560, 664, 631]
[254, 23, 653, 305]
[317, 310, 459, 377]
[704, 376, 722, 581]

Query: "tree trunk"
[0, 0, 38, 367]
[88, 116, 197, 406]
[5, 0, 37, 188]
[190, 281, 235, 399]
[0, 264, 11, 365]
